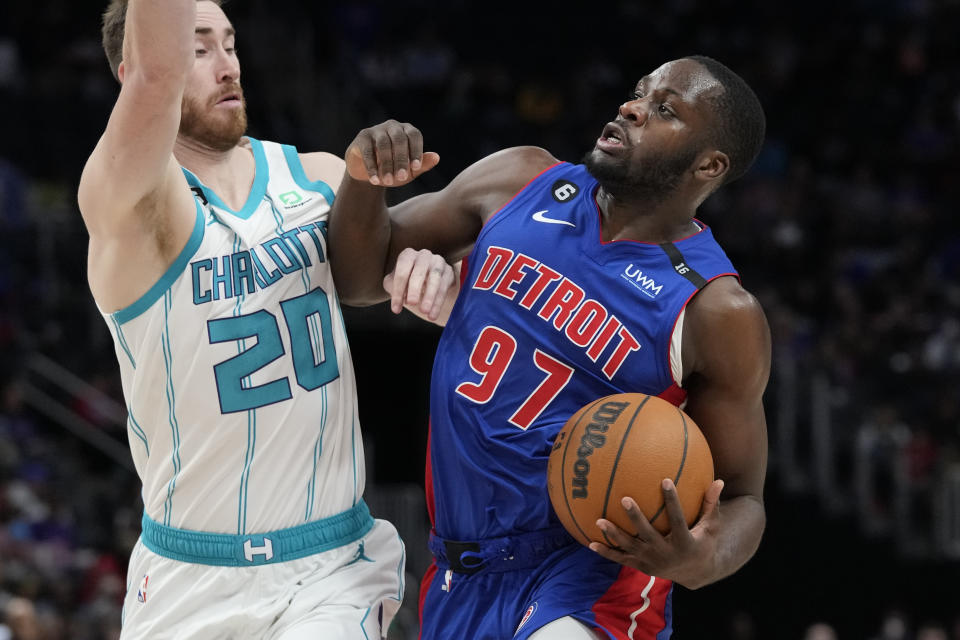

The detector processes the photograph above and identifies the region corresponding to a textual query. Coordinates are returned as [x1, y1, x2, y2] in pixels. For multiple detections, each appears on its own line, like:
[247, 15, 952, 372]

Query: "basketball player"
[77, 1, 453, 638]
[328, 56, 770, 639]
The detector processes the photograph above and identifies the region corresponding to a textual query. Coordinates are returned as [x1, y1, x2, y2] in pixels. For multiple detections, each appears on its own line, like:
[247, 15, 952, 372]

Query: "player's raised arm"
[327, 124, 557, 306]
[78, 0, 198, 310]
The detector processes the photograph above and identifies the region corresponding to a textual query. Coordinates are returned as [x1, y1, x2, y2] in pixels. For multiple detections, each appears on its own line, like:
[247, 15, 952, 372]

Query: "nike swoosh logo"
[532, 210, 575, 227]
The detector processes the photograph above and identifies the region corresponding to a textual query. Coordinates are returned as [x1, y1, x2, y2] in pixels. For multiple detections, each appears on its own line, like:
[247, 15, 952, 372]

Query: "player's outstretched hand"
[345, 120, 440, 187]
[383, 248, 458, 325]
[588, 478, 725, 590]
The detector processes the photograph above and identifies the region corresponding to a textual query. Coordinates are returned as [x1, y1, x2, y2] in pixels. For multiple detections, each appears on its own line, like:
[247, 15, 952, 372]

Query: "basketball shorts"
[121, 501, 404, 639]
[419, 528, 674, 640]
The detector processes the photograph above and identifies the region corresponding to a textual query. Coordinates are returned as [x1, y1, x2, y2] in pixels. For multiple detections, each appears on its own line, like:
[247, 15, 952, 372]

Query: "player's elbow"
[334, 281, 389, 308]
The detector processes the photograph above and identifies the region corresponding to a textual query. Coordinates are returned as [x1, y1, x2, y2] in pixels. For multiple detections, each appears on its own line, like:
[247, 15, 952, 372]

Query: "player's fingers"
[661, 479, 692, 541]
[402, 123, 424, 177]
[371, 121, 399, 186]
[619, 496, 658, 543]
[417, 151, 441, 176]
[346, 131, 382, 185]
[589, 541, 655, 575]
[389, 249, 416, 313]
[428, 264, 456, 320]
[588, 540, 629, 564]
[418, 257, 449, 320]
[382, 272, 395, 300]
[596, 517, 641, 552]
[385, 121, 411, 184]
[405, 250, 434, 308]
[699, 479, 724, 521]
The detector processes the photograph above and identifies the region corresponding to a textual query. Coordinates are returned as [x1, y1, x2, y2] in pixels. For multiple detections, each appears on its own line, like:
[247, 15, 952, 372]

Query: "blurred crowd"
[1, 0, 959, 637]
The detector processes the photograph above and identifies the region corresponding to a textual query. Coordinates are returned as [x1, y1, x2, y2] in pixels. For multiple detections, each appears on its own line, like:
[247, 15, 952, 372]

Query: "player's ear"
[695, 150, 729, 183]
[117, 60, 126, 84]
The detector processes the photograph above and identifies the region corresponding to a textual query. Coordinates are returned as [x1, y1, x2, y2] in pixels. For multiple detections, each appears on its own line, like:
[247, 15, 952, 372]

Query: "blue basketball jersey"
[427, 162, 738, 540]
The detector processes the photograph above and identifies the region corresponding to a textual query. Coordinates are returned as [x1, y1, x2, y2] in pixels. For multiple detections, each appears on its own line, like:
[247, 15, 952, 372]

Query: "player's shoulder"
[688, 276, 764, 323]
[298, 151, 346, 192]
[685, 275, 770, 361]
[467, 146, 559, 177]
[453, 146, 560, 199]
[682, 275, 770, 386]
[435, 147, 558, 223]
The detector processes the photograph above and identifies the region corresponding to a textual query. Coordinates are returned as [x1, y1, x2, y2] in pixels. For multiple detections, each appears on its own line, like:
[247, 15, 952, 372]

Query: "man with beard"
[76, 1, 453, 638]
[328, 56, 770, 639]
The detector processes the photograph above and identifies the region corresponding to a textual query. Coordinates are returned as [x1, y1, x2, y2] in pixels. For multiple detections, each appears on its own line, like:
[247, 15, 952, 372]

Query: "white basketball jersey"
[101, 138, 363, 535]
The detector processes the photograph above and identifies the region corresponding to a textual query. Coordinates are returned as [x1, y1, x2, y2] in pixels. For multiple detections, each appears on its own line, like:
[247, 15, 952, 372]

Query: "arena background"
[1, 0, 958, 638]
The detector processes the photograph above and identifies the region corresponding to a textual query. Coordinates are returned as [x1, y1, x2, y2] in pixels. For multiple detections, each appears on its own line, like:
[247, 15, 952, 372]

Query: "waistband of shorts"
[141, 500, 374, 567]
[429, 526, 574, 575]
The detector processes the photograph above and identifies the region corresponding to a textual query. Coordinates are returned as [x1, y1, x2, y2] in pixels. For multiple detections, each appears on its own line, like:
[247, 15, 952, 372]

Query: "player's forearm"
[327, 174, 394, 305]
[125, 0, 195, 81]
[689, 494, 765, 590]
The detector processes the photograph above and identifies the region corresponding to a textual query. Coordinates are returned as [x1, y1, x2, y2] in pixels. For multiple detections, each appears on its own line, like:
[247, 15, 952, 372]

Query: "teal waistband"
[141, 500, 374, 567]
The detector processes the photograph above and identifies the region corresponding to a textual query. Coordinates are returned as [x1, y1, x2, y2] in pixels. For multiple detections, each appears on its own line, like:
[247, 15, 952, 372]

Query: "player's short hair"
[685, 55, 766, 185]
[101, 0, 224, 81]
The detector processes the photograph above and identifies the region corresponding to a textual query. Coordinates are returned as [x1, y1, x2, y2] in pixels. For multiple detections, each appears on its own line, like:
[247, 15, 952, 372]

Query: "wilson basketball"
[547, 393, 714, 545]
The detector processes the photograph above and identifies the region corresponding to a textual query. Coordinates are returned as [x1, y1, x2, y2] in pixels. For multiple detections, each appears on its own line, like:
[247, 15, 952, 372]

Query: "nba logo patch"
[137, 574, 149, 603]
[514, 601, 538, 635]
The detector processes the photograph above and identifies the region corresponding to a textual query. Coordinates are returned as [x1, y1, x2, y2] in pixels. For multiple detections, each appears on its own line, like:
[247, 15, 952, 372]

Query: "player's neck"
[595, 188, 699, 243]
[174, 137, 255, 211]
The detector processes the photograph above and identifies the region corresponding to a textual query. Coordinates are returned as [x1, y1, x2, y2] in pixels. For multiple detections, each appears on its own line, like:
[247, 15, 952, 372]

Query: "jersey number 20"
[207, 287, 339, 413]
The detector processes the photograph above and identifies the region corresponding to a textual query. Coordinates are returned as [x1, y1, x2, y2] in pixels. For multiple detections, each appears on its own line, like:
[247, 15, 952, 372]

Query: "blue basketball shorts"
[418, 528, 674, 640]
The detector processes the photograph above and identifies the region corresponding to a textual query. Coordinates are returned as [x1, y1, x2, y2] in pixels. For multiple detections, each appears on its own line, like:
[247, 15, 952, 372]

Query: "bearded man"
[77, 2, 455, 637]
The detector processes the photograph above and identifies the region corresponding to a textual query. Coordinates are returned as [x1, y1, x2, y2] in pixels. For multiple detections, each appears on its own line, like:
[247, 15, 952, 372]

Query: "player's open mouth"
[596, 122, 626, 151]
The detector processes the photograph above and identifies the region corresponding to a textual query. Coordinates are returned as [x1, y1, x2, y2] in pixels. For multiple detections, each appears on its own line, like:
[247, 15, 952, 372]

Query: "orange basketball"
[547, 393, 714, 546]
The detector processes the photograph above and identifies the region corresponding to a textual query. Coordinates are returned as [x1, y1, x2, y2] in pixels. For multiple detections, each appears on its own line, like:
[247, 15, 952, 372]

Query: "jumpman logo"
[347, 541, 374, 565]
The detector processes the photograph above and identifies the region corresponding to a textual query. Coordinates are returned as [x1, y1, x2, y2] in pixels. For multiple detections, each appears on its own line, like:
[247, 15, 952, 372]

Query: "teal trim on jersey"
[304, 385, 328, 521]
[281, 144, 336, 207]
[114, 200, 206, 325]
[140, 499, 374, 566]
[360, 606, 373, 640]
[161, 290, 183, 526]
[128, 408, 149, 456]
[351, 413, 358, 505]
[111, 315, 136, 368]
[181, 137, 269, 220]
[237, 408, 257, 534]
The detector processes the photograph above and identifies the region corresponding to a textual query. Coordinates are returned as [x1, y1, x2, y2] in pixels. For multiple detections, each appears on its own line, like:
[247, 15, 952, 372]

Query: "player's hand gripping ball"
[547, 393, 714, 545]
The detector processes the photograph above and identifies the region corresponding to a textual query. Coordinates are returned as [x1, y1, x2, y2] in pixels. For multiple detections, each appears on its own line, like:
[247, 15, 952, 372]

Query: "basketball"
[547, 393, 714, 546]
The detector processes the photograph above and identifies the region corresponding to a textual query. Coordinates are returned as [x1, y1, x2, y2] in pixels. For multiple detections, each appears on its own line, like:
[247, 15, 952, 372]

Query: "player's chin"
[582, 149, 621, 178]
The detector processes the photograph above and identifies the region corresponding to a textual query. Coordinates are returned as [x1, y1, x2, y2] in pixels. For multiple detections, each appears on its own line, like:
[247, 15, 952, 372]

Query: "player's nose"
[216, 50, 240, 83]
[618, 98, 649, 125]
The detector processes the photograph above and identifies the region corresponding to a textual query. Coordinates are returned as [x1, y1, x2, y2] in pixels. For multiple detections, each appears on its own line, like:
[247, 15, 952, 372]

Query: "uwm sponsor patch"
[621, 264, 664, 298]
